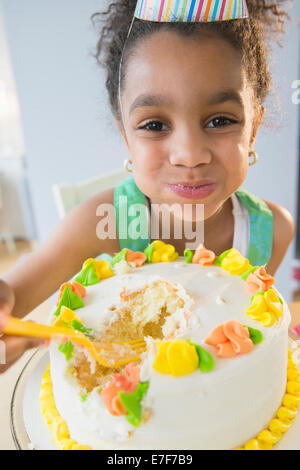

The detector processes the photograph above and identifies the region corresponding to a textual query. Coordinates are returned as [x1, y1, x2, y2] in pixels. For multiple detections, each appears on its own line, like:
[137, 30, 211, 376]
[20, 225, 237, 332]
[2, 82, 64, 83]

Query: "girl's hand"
[0, 280, 45, 374]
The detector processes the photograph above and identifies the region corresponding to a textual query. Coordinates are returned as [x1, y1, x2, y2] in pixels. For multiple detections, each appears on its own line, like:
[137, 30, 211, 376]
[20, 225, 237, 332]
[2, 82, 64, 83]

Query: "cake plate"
[10, 349, 55, 450]
[10, 346, 300, 450]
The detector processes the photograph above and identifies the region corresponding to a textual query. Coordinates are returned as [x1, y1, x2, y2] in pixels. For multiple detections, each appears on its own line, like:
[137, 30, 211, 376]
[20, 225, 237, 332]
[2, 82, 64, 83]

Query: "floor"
[0, 239, 34, 275]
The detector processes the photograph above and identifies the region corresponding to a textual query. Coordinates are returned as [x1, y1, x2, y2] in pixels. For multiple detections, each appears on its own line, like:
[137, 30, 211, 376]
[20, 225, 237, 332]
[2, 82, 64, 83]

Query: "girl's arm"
[3, 188, 119, 318]
[0, 188, 119, 372]
[264, 200, 295, 276]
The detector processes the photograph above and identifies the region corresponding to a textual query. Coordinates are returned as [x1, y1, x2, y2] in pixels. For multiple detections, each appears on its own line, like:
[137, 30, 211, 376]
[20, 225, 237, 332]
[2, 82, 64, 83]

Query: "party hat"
[134, 0, 249, 23]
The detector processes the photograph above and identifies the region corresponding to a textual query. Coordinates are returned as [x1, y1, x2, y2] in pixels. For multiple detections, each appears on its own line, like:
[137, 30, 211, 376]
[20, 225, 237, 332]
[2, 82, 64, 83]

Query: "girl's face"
[119, 31, 263, 220]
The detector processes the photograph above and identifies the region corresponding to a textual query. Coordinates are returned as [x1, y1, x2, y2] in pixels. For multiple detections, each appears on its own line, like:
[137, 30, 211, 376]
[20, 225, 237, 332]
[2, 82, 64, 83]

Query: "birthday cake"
[40, 241, 300, 450]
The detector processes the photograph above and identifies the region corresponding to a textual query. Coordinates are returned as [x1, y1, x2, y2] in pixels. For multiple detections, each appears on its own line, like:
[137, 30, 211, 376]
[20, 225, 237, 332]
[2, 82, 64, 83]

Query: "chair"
[52, 168, 128, 218]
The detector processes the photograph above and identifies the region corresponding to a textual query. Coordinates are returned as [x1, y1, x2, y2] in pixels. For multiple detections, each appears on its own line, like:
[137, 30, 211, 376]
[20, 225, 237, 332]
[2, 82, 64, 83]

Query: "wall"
[1, 0, 123, 240]
[243, 3, 300, 300]
[1, 0, 299, 299]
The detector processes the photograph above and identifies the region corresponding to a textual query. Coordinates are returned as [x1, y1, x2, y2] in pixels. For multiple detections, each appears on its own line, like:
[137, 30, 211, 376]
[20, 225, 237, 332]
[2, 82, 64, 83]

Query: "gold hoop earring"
[249, 151, 258, 166]
[124, 159, 133, 173]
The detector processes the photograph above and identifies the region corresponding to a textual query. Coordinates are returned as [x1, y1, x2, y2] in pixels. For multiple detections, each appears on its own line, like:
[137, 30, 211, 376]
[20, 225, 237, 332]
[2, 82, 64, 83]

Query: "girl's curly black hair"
[92, 0, 290, 122]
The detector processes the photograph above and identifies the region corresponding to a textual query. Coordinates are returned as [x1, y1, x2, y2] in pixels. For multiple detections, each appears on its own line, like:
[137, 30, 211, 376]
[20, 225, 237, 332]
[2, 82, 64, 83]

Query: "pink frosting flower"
[56, 281, 86, 306]
[101, 363, 140, 416]
[192, 244, 216, 266]
[246, 267, 275, 295]
[204, 320, 253, 358]
[126, 249, 147, 267]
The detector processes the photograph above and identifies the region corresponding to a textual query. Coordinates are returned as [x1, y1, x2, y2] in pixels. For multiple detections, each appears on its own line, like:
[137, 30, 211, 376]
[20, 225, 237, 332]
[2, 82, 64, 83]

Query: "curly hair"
[92, 0, 290, 122]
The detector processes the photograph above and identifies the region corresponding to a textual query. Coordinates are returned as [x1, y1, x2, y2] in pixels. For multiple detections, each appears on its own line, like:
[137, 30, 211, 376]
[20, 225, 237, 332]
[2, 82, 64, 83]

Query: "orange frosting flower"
[101, 382, 127, 416]
[56, 281, 86, 306]
[246, 267, 275, 295]
[101, 363, 140, 416]
[126, 249, 147, 267]
[192, 244, 216, 266]
[205, 320, 253, 358]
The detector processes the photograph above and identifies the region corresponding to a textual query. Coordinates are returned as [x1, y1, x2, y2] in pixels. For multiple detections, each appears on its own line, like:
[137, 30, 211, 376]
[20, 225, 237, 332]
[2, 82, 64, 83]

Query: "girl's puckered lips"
[167, 180, 217, 200]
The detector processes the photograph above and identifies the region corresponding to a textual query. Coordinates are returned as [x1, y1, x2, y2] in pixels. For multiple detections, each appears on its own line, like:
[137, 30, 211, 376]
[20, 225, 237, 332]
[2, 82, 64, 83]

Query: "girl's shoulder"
[49, 188, 120, 263]
[262, 199, 295, 275]
[70, 187, 120, 256]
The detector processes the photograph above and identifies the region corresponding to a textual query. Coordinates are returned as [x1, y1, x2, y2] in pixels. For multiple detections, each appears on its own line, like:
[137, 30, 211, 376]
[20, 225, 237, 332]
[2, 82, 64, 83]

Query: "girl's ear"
[250, 106, 265, 149]
[115, 118, 129, 151]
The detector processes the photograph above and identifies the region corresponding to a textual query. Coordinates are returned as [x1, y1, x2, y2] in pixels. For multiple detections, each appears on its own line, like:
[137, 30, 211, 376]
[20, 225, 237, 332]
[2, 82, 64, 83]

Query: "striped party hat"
[134, 0, 249, 22]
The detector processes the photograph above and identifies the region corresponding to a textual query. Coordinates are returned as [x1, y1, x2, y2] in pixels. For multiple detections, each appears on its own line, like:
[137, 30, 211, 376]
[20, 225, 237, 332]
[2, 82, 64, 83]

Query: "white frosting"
[49, 259, 290, 450]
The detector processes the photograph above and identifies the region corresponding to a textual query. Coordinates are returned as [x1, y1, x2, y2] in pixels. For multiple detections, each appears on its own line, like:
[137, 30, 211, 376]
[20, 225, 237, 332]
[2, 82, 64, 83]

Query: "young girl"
[0, 0, 295, 372]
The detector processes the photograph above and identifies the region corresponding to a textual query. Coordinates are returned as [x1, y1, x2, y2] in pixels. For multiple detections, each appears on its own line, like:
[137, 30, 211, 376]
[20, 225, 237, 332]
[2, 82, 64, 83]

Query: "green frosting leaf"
[278, 296, 283, 305]
[144, 242, 155, 263]
[245, 325, 263, 345]
[54, 285, 84, 317]
[80, 394, 88, 402]
[111, 249, 128, 267]
[58, 341, 74, 361]
[195, 345, 215, 373]
[119, 381, 149, 427]
[75, 263, 99, 286]
[69, 319, 94, 339]
[241, 266, 259, 281]
[214, 249, 232, 267]
[184, 249, 193, 264]
[186, 340, 214, 372]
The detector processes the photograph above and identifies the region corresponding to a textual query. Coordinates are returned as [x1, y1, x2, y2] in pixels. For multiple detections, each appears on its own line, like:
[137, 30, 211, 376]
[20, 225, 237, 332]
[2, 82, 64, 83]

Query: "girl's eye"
[139, 121, 168, 132]
[207, 116, 237, 128]
[138, 117, 237, 132]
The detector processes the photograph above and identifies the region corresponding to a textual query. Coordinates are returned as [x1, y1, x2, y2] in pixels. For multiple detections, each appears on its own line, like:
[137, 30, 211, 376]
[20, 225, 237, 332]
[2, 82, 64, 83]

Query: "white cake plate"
[10, 347, 300, 450]
[11, 349, 55, 450]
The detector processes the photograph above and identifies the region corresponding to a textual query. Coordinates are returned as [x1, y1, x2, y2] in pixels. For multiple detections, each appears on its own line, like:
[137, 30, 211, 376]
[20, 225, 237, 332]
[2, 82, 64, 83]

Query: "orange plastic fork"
[3, 317, 147, 367]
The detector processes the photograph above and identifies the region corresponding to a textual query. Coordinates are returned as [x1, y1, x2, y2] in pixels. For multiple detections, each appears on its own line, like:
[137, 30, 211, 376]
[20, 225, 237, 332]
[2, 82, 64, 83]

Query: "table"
[1, 301, 300, 450]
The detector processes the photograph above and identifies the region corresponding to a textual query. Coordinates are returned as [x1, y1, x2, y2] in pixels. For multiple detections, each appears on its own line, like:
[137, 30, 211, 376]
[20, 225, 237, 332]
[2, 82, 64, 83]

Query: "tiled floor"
[0, 240, 34, 275]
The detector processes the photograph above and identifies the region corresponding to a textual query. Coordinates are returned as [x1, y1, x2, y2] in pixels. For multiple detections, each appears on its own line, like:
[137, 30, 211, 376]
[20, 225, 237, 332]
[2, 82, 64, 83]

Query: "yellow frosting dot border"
[40, 363, 92, 450]
[40, 349, 300, 451]
[236, 348, 300, 450]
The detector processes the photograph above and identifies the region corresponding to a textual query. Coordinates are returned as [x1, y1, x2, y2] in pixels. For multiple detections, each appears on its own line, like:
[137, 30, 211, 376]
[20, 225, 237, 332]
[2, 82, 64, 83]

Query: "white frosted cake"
[40, 242, 300, 450]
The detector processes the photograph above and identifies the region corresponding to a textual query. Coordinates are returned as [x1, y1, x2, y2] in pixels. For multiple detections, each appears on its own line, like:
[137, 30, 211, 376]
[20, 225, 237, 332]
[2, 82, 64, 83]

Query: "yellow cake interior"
[72, 280, 186, 392]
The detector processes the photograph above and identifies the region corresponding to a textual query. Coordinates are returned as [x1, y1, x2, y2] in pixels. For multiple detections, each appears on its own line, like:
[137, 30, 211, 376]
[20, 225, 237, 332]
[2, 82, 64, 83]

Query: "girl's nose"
[169, 126, 212, 168]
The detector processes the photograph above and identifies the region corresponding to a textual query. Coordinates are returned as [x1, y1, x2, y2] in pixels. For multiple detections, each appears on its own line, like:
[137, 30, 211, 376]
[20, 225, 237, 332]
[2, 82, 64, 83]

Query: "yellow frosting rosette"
[264, 288, 283, 319]
[51, 306, 81, 327]
[245, 294, 268, 320]
[82, 258, 113, 280]
[245, 289, 283, 327]
[148, 241, 179, 263]
[153, 339, 199, 376]
[220, 248, 251, 275]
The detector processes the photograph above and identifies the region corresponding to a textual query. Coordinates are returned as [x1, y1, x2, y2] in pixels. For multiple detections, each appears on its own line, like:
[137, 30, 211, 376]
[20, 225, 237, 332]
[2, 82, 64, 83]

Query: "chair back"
[52, 168, 128, 218]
